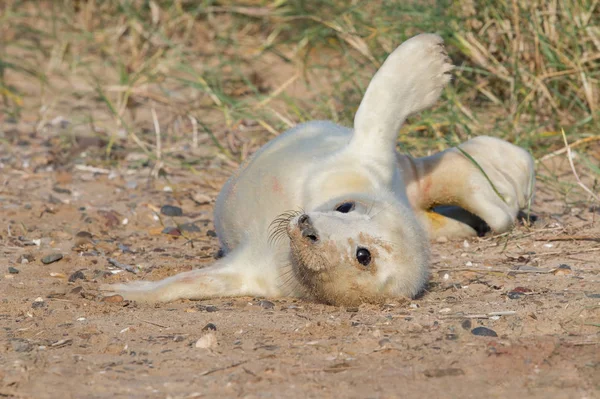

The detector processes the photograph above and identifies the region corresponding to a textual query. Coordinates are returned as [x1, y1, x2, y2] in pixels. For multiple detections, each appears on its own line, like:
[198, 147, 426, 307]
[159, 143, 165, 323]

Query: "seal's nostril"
[302, 229, 319, 242]
[298, 214, 310, 226]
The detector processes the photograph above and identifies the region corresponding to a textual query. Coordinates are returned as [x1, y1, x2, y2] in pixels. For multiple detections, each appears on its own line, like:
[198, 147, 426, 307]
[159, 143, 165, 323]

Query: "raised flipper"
[350, 33, 453, 171]
[404, 136, 535, 238]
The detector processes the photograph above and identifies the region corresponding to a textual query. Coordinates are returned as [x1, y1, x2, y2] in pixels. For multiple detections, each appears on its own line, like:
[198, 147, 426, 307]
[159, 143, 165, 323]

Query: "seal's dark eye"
[356, 248, 371, 266]
[335, 202, 355, 213]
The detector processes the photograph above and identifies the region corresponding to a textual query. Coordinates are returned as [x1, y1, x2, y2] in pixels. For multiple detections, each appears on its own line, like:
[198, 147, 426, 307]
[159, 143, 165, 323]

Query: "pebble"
[8, 267, 19, 274]
[195, 332, 217, 349]
[125, 180, 138, 190]
[346, 307, 359, 313]
[424, 368, 465, 378]
[191, 193, 212, 205]
[11, 339, 32, 353]
[471, 326, 498, 337]
[259, 300, 275, 309]
[179, 223, 201, 232]
[553, 264, 573, 276]
[161, 227, 182, 236]
[68, 270, 86, 282]
[445, 333, 459, 340]
[102, 295, 124, 303]
[74, 231, 94, 247]
[160, 205, 183, 217]
[461, 320, 472, 330]
[41, 253, 63, 264]
[31, 298, 46, 309]
[18, 254, 34, 264]
[206, 230, 217, 238]
[435, 236, 448, 243]
[197, 305, 219, 312]
[507, 291, 524, 300]
[202, 323, 217, 331]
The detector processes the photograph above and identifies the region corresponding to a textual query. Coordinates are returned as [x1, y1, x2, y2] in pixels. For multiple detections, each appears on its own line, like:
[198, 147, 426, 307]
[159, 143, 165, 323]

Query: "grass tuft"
[0, 0, 598, 200]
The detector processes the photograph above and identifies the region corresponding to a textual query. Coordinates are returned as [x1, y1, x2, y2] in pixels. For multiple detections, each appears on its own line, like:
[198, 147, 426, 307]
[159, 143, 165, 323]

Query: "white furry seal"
[102, 34, 535, 306]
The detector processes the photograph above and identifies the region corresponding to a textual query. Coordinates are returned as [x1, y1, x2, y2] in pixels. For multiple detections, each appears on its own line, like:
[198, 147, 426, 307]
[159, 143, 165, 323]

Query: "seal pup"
[102, 34, 535, 306]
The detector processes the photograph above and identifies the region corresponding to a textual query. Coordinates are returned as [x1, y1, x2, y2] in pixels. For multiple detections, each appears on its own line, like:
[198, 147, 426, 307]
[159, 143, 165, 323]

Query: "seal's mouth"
[297, 214, 319, 242]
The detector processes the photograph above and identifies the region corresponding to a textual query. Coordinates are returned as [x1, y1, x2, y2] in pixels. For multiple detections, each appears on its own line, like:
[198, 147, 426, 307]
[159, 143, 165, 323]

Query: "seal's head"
[282, 195, 429, 306]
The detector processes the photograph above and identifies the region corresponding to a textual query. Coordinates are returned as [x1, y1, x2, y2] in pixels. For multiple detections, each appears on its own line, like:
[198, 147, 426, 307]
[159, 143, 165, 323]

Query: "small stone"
[435, 236, 448, 243]
[507, 292, 524, 300]
[346, 307, 359, 313]
[41, 253, 63, 264]
[160, 205, 183, 217]
[197, 305, 219, 312]
[68, 270, 86, 282]
[206, 230, 217, 238]
[195, 332, 217, 349]
[424, 368, 465, 378]
[125, 180, 138, 190]
[11, 339, 32, 352]
[53, 186, 72, 195]
[162, 227, 182, 236]
[70, 286, 83, 294]
[553, 264, 573, 275]
[18, 254, 35, 264]
[461, 320, 472, 330]
[98, 210, 121, 228]
[47, 289, 67, 298]
[445, 333, 459, 340]
[202, 323, 217, 332]
[102, 295, 124, 303]
[8, 267, 19, 274]
[191, 193, 211, 205]
[179, 223, 201, 232]
[259, 300, 275, 310]
[31, 299, 46, 309]
[471, 326, 498, 337]
[74, 231, 94, 247]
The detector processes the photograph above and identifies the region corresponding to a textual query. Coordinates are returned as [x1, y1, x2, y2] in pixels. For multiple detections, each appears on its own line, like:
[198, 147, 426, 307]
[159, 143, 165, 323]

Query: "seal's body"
[103, 34, 534, 306]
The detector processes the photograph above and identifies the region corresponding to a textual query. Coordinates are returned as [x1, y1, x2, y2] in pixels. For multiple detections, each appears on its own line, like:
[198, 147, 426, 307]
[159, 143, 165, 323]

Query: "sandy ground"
[0, 120, 599, 399]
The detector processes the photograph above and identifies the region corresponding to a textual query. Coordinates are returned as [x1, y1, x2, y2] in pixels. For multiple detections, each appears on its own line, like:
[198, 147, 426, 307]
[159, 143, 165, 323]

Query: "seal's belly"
[214, 121, 351, 250]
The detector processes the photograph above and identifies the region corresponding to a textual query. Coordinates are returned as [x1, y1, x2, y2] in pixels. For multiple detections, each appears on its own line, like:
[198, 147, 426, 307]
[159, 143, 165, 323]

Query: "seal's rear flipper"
[100, 264, 242, 303]
[406, 136, 535, 238]
[351, 34, 453, 158]
[100, 247, 280, 303]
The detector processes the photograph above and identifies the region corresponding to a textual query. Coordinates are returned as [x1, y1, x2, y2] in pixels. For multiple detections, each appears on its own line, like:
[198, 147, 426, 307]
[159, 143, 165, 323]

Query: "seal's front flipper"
[351, 34, 453, 159]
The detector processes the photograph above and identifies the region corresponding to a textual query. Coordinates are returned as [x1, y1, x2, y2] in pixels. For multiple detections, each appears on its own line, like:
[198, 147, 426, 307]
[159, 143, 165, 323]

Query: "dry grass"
[0, 0, 598, 201]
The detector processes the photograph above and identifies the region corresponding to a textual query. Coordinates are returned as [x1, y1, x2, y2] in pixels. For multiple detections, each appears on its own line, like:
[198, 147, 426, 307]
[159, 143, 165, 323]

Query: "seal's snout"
[298, 214, 319, 242]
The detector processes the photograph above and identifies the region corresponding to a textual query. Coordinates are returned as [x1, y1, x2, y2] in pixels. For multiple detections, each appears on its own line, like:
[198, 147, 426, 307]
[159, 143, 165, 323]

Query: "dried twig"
[561, 129, 599, 202]
[107, 258, 137, 274]
[535, 235, 600, 242]
[538, 135, 600, 162]
[200, 360, 249, 376]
